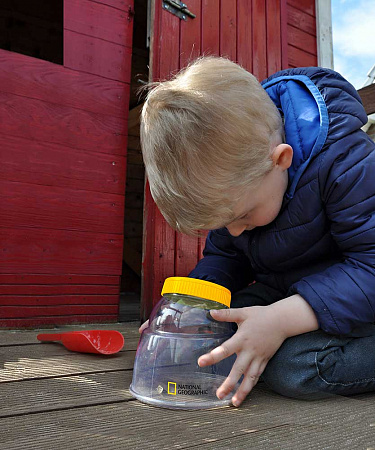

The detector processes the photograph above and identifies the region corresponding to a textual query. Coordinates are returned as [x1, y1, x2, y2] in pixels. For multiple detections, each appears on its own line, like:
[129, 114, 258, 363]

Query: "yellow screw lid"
[161, 277, 231, 308]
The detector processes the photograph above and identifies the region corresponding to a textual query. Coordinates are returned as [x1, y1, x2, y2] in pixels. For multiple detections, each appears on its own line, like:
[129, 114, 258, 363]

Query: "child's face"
[225, 144, 292, 237]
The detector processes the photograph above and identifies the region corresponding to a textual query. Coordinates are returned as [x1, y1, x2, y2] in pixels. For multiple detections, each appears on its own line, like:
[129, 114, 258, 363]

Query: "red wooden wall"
[142, 0, 318, 319]
[0, 0, 133, 327]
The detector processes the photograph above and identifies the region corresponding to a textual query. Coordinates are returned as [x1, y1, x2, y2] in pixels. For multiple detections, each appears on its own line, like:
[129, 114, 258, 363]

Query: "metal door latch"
[162, 0, 196, 20]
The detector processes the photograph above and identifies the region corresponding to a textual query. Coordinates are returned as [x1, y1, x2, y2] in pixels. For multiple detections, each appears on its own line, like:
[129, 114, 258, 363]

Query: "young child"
[140, 57, 375, 406]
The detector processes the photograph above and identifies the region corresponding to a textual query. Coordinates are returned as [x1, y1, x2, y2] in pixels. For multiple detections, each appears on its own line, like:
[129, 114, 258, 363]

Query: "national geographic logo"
[167, 382, 208, 396]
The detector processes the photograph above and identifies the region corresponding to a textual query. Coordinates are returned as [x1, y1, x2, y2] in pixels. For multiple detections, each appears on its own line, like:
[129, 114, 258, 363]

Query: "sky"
[331, 0, 375, 88]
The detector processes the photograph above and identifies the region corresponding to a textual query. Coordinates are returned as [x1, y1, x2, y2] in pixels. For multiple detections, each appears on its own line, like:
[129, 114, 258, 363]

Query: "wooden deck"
[1, 322, 375, 449]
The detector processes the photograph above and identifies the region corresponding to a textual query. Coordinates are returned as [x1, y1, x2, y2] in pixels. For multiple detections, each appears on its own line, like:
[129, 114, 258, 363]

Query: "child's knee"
[261, 339, 330, 400]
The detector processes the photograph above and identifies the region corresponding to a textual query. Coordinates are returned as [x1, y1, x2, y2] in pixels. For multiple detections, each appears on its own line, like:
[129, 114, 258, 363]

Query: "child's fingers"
[215, 352, 251, 400]
[231, 360, 268, 407]
[198, 335, 237, 367]
[209, 308, 246, 323]
[139, 320, 149, 334]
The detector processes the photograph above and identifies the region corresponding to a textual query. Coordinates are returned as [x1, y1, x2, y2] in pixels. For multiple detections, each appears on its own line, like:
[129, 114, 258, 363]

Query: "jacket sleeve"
[288, 133, 375, 335]
[189, 228, 254, 293]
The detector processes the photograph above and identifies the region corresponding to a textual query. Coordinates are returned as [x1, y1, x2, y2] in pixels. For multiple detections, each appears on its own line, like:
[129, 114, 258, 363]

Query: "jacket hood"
[261, 67, 368, 199]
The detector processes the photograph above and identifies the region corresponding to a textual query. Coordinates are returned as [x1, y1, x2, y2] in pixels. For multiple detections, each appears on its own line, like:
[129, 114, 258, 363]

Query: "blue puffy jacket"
[189, 67, 375, 335]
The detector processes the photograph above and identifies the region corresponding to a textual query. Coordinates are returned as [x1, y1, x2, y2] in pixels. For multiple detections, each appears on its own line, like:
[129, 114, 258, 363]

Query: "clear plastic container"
[130, 277, 238, 409]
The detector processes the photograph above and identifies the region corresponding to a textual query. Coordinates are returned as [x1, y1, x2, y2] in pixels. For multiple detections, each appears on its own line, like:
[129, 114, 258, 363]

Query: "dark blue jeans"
[231, 283, 375, 400]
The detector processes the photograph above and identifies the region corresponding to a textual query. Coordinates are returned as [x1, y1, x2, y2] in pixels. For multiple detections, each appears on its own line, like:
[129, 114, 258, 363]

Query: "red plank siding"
[1, 0, 133, 327]
[252, 0, 267, 80]
[0, 316, 118, 329]
[0, 180, 124, 234]
[0, 50, 130, 119]
[201, 0, 220, 56]
[96, 0, 132, 11]
[64, 30, 132, 83]
[266, 0, 282, 75]
[0, 135, 126, 195]
[287, 0, 315, 17]
[237, 0, 252, 72]
[0, 285, 119, 295]
[0, 93, 127, 156]
[149, 5, 181, 305]
[0, 295, 118, 306]
[0, 275, 119, 285]
[1, 305, 118, 319]
[64, 0, 133, 47]
[220, 0, 237, 61]
[180, 0, 201, 67]
[287, 5, 316, 36]
[0, 228, 123, 275]
[288, 44, 317, 67]
[285, 0, 317, 68]
[287, 24, 317, 56]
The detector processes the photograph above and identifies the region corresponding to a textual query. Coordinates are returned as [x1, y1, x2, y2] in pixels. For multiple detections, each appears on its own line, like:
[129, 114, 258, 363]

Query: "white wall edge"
[316, 0, 334, 69]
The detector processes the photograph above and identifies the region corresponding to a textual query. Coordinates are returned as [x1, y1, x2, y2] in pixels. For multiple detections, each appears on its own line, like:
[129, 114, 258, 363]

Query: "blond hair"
[140, 56, 283, 235]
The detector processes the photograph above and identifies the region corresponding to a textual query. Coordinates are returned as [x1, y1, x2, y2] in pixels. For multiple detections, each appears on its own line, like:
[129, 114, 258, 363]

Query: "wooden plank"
[0, 92, 127, 156]
[0, 387, 372, 449]
[280, 0, 289, 69]
[64, 30, 132, 83]
[94, 0, 131, 11]
[358, 83, 375, 115]
[149, 3, 180, 306]
[64, 0, 134, 47]
[287, 24, 317, 56]
[180, 0, 201, 68]
[287, 5, 316, 36]
[287, 0, 316, 17]
[237, 0, 253, 72]
[0, 295, 119, 306]
[0, 228, 123, 275]
[0, 134, 126, 195]
[0, 316, 119, 329]
[288, 44, 317, 67]
[0, 305, 119, 319]
[0, 284, 119, 295]
[158, 0, 180, 80]
[0, 275, 119, 285]
[0, 350, 135, 382]
[175, 0, 202, 278]
[175, 234, 199, 277]
[0, 180, 124, 234]
[0, 50, 130, 119]
[0, 371, 134, 418]
[220, 0, 237, 60]
[201, 0, 220, 56]
[266, 0, 282, 75]
[152, 209, 175, 307]
[252, 0, 267, 80]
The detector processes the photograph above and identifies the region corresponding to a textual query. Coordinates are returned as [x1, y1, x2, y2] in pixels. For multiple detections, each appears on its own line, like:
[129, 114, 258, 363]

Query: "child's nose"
[226, 223, 247, 237]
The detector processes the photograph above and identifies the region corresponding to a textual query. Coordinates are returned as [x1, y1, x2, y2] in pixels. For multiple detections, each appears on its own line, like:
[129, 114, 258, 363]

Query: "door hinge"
[162, 0, 196, 21]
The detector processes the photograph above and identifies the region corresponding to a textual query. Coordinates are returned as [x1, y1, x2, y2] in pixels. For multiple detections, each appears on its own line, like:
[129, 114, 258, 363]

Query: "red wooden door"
[0, 0, 134, 327]
[142, 0, 317, 319]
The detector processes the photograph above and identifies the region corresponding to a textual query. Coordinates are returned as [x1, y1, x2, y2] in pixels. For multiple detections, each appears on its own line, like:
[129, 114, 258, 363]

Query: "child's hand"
[139, 320, 149, 333]
[197, 305, 287, 407]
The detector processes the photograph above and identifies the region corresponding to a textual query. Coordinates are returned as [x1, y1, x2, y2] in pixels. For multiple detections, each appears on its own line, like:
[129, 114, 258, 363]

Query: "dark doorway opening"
[0, 0, 63, 65]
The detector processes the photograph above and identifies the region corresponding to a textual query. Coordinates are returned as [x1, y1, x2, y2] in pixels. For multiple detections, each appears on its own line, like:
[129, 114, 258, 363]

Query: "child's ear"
[271, 144, 293, 170]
